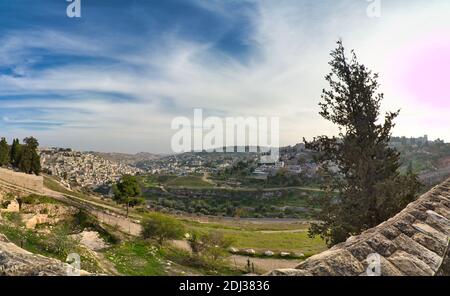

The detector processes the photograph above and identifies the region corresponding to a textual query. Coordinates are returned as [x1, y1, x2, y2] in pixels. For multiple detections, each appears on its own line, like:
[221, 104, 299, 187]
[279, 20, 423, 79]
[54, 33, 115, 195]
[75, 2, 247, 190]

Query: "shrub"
[141, 212, 185, 245]
[187, 232, 234, 262]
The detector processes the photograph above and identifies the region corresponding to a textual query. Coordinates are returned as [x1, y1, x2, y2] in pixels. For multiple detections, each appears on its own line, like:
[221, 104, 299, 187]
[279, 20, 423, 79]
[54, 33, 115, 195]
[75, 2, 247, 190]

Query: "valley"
[0, 169, 326, 275]
[1, 136, 450, 276]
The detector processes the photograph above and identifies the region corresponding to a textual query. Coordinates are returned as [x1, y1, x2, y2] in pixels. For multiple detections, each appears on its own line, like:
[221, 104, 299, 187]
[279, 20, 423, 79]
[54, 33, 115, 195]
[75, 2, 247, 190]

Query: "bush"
[187, 231, 234, 262]
[45, 225, 79, 257]
[141, 212, 185, 245]
[2, 212, 23, 226]
[21, 194, 56, 205]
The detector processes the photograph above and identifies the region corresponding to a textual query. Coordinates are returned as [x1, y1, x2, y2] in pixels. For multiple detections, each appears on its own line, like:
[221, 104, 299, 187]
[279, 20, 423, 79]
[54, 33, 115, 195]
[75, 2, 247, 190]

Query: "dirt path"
[43, 188, 143, 236]
[170, 240, 304, 274]
[258, 228, 307, 234]
[228, 255, 301, 274]
[202, 173, 216, 186]
[0, 178, 142, 236]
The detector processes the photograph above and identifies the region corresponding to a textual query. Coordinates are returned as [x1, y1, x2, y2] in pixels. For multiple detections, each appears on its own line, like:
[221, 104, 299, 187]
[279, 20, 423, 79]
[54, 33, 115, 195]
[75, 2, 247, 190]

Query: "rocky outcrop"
[268, 178, 450, 276]
[0, 234, 88, 276]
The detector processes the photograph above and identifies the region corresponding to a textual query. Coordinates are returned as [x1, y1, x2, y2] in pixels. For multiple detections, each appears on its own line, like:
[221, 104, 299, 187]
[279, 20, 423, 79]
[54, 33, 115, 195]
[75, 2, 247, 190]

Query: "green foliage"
[113, 175, 142, 217]
[106, 240, 166, 275]
[20, 194, 58, 205]
[0, 223, 103, 273]
[306, 41, 421, 246]
[9, 138, 21, 167]
[141, 212, 185, 245]
[2, 212, 23, 226]
[44, 225, 80, 258]
[187, 231, 233, 262]
[0, 137, 9, 166]
[16, 137, 41, 175]
[165, 176, 214, 188]
[7, 137, 41, 175]
[216, 160, 256, 179]
[145, 188, 320, 219]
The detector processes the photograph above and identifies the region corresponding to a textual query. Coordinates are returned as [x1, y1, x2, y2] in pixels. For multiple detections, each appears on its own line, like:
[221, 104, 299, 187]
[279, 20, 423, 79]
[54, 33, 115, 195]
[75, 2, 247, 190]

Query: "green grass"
[165, 176, 214, 188]
[222, 230, 325, 254]
[183, 220, 327, 254]
[105, 240, 166, 276]
[0, 222, 103, 273]
[21, 194, 60, 205]
[139, 174, 214, 188]
[43, 175, 124, 210]
[1, 212, 23, 225]
[44, 176, 86, 198]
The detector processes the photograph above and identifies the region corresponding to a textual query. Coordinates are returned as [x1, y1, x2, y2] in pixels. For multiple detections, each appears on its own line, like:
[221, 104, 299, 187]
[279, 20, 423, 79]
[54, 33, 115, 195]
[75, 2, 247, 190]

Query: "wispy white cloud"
[1, 0, 449, 152]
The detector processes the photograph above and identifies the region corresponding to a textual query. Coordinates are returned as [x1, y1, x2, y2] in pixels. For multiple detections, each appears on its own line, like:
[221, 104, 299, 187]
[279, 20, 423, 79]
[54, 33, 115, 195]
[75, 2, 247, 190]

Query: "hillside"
[93, 152, 162, 166]
[0, 168, 325, 275]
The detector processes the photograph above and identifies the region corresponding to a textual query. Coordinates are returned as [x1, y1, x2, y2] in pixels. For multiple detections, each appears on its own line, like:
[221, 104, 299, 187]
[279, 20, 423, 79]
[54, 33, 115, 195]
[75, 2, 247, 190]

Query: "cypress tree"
[0, 137, 9, 166]
[17, 137, 41, 175]
[307, 41, 421, 246]
[10, 138, 22, 167]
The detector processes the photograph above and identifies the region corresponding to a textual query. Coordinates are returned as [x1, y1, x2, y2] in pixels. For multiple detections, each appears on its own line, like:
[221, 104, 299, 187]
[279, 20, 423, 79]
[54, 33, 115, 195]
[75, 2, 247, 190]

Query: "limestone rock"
[295, 249, 365, 276]
[25, 214, 50, 229]
[0, 234, 88, 276]
[71, 231, 109, 251]
[268, 177, 450, 276]
[266, 269, 312, 276]
[387, 251, 434, 276]
[228, 247, 239, 254]
[4, 200, 20, 213]
[245, 249, 256, 255]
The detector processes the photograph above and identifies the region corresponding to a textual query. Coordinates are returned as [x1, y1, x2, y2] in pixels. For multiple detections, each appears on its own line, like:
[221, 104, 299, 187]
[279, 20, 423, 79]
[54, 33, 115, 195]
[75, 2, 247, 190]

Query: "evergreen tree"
[113, 175, 143, 217]
[0, 137, 9, 166]
[306, 41, 421, 246]
[10, 138, 22, 167]
[17, 137, 41, 175]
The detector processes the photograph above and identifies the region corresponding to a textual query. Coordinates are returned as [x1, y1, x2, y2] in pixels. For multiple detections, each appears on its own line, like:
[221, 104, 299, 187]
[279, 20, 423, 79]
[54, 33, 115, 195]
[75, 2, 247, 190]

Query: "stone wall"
[269, 178, 450, 276]
[0, 168, 44, 194]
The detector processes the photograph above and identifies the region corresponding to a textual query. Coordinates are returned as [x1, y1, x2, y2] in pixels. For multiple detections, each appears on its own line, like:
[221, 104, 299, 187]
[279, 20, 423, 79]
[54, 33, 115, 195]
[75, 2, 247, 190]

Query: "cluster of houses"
[138, 152, 257, 176]
[252, 143, 319, 180]
[40, 148, 142, 189]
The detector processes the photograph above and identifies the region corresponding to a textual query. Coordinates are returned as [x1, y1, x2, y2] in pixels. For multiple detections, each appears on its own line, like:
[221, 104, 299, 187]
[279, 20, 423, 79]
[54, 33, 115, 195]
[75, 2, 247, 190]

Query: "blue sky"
[0, 0, 449, 153]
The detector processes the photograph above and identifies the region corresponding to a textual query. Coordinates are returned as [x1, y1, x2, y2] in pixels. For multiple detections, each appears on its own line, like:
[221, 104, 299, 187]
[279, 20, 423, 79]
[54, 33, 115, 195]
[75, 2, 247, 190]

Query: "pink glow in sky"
[400, 36, 450, 108]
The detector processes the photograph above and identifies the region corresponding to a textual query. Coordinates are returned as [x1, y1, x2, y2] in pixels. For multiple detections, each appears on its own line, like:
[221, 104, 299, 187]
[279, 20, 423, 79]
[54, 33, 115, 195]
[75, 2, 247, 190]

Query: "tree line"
[0, 137, 41, 175]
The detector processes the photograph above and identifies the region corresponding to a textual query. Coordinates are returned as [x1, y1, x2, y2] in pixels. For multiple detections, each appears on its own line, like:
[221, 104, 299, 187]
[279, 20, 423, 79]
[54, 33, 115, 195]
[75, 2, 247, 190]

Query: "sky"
[0, 0, 449, 153]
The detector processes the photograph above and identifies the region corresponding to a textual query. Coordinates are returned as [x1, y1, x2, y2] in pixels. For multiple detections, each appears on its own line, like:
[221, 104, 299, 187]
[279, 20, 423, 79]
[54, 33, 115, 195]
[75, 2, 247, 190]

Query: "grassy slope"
[0, 195, 104, 273]
[43, 175, 327, 273]
[165, 176, 214, 188]
[183, 220, 326, 255]
[105, 240, 166, 276]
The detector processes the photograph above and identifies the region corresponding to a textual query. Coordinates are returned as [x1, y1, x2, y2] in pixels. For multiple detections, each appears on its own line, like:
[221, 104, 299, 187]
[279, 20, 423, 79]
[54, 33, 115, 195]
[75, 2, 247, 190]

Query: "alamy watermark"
[171, 109, 280, 162]
[66, 252, 81, 276]
[66, 0, 81, 18]
[366, 253, 381, 276]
